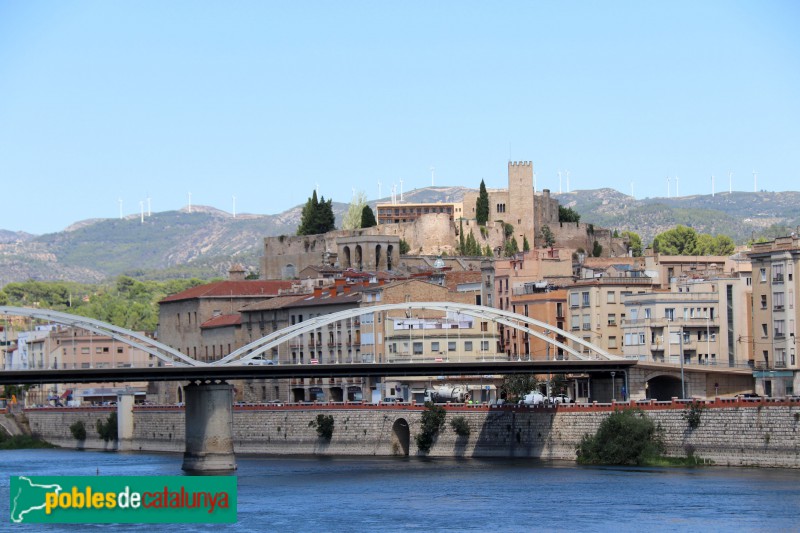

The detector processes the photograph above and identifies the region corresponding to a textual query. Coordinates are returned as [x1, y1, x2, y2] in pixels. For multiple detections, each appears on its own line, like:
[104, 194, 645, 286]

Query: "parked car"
[519, 391, 545, 406]
[246, 357, 276, 365]
[736, 393, 761, 399]
[382, 397, 404, 404]
[549, 394, 573, 405]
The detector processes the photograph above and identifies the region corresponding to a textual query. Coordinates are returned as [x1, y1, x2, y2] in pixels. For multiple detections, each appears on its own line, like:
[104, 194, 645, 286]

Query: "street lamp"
[610, 371, 616, 401]
[544, 330, 551, 399]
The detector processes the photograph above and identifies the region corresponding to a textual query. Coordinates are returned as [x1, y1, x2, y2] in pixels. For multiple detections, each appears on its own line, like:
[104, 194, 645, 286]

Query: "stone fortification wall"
[542, 221, 628, 258]
[26, 407, 118, 451]
[24, 399, 800, 467]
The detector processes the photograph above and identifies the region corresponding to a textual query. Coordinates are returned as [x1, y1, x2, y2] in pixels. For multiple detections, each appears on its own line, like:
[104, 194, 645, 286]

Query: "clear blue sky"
[1, 1, 798, 234]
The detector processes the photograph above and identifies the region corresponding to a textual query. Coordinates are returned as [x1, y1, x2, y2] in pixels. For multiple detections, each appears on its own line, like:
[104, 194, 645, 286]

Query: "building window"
[448, 341, 457, 352]
[762, 323, 769, 337]
[760, 268, 767, 282]
[571, 315, 580, 331]
[608, 336, 617, 349]
[775, 320, 785, 338]
[644, 308, 651, 319]
[761, 295, 768, 309]
[773, 263, 784, 283]
[582, 314, 591, 331]
[570, 293, 580, 308]
[480, 322, 488, 332]
[413, 342, 423, 355]
[464, 341, 473, 352]
[607, 291, 616, 304]
[774, 292, 784, 310]
[665, 308, 675, 321]
[582, 292, 590, 307]
[480, 340, 489, 352]
[431, 342, 440, 352]
[607, 314, 616, 326]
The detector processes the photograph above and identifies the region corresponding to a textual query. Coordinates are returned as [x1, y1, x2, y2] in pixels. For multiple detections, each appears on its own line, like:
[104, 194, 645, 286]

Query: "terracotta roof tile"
[200, 314, 242, 329]
[160, 280, 294, 303]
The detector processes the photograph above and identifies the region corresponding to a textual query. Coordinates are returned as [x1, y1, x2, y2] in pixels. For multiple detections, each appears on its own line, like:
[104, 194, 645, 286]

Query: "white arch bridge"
[1, 302, 619, 373]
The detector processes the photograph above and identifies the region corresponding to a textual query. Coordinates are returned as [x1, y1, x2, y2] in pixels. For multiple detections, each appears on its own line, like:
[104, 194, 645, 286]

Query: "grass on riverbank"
[0, 431, 56, 450]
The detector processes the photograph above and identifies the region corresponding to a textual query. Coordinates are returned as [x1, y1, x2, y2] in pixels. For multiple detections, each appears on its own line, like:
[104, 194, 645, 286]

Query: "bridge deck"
[0, 360, 637, 385]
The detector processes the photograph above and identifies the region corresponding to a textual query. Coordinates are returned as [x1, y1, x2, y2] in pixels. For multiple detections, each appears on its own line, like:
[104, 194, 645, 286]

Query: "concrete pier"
[181, 381, 237, 472]
[116, 391, 136, 451]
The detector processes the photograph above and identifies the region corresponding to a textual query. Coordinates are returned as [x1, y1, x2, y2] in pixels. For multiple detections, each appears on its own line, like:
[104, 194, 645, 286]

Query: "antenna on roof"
[430, 166, 435, 186]
[118, 198, 123, 219]
[728, 171, 733, 194]
[232, 195, 236, 218]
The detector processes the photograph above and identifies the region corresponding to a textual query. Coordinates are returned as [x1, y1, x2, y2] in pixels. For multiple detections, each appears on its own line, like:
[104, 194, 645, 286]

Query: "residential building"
[749, 237, 800, 396]
[376, 201, 463, 224]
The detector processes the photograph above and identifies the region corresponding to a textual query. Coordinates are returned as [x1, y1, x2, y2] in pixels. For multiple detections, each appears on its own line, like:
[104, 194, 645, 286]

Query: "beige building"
[376, 201, 463, 224]
[749, 237, 800, 396]
[565, 271, 655, 356]
[621, 278, 752, 370]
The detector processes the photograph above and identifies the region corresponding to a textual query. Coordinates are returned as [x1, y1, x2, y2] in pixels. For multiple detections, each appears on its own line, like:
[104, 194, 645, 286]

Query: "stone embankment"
[23, 398, 800, 468]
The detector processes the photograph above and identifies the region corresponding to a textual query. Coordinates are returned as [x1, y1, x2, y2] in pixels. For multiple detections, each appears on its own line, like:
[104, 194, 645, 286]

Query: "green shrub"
[450, 416, 471, 437]
[415, 402, 447, 453]
[309, 414, 334, 440]
[576, 409, 665, 465]
[682, 401, 704, 430]
[70, 420, 87, 440]
[96, 412, 118, 443]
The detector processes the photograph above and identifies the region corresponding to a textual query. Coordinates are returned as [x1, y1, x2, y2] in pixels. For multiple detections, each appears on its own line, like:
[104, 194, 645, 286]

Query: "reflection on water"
[2, 449, 799, 531]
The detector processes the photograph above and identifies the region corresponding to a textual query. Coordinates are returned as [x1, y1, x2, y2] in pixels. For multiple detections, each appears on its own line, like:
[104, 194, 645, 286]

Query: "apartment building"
[620, 278, 752, 368]
[749, 237, 800, 396]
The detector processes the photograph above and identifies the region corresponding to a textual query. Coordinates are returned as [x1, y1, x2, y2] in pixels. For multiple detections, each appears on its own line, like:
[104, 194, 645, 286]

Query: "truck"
[425, 385, 469, 403]
[519, 391, 545, 406]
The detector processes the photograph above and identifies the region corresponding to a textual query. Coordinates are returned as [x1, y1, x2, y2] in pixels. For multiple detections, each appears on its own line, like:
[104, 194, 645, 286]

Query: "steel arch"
[215, 302, 618, 366]
[0, 306, 204, 367]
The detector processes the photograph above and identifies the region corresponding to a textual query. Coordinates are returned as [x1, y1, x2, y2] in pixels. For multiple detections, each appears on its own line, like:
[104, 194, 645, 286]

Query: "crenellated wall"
[25, 399, 800, 468]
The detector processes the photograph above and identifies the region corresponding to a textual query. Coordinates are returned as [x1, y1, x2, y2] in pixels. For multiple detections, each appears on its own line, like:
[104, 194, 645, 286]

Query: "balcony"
[773, 274, 784, 284]
[774, 305, 785, 311]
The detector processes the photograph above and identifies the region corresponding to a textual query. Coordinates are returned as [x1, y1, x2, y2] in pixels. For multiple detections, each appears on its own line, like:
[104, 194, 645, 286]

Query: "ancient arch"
[391, 418, 410, 456]
[375, 244, 383, 270]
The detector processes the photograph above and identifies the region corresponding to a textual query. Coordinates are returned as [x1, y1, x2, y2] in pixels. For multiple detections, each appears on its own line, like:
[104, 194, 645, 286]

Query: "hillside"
[1, 187, 799, 286]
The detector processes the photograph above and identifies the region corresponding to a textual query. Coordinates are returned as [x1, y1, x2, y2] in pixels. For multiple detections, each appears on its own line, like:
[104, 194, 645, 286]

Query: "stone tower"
[507, 161, 535, 249]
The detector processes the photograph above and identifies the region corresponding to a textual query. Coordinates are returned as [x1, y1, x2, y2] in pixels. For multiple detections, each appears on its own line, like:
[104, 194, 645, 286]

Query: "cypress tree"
[361, 205, 377, 228]
[476, 180, 489, 225]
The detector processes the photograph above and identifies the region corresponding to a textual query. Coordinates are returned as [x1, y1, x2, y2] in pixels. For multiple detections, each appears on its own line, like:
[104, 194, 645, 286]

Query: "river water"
[2, 449, 799, 531]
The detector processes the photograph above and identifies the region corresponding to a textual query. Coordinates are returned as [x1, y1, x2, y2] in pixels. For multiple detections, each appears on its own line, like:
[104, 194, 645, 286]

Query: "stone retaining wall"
[24, 400, 800, 468]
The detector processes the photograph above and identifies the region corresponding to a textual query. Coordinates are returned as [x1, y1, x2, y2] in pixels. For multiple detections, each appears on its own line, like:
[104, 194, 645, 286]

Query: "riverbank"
[22, 397, 800, 467]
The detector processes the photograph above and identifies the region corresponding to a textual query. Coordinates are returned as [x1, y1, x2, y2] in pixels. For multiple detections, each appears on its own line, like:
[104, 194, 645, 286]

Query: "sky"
[1, 1, 799, 235]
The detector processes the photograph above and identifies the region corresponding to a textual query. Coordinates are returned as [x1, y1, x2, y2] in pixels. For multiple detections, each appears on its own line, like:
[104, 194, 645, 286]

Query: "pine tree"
[476, 180, 489, 225]
[361, 205, 377, 228]
[297, 190, 335, 235]
[523, 235, 530, 252]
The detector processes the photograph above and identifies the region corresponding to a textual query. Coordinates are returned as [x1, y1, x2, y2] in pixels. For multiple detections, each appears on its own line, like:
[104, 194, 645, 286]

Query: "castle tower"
[507, 161, 535, 249]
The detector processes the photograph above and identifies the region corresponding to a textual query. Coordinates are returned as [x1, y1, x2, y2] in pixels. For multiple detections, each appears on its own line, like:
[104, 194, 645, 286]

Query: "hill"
[1, 187, 799, 286]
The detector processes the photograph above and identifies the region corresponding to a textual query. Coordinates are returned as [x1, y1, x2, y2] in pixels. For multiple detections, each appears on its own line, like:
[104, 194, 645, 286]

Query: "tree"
[523, 235, 530, 252]
[592, 240, 603, 257]
[476, 180, 489, 225]
[504, 236, 519, 257]
[415, 402, 447, 453]
[361, 205, 377, 228]
[297, 190, 335, 235]
[652, 225, 698, 255]
[342, 191, 368, 230]
[484, 245, 493, 257]
[576, 409, 665, 465]
[399, 239, 410, 255]
[501, 374, 538, 401]
[621, 231, 643, 257]
[558, 205, 581, 223]
[541, 224, 555, 249]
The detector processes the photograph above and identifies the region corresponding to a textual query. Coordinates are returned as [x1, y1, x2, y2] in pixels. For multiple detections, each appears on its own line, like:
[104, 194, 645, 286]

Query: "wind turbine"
[667, 176, 671, 198]
[188, 192, 192, 213]
[146, 194, 151, 216]
[630, 181, 634, 198]
[711, 174, 715, 197]
[377, 180, 382, 200]
[139, 201, 144, 224]
[232, 195, 236, 218]
[399, 178, 404, 202]
[430, 166, 435, 186]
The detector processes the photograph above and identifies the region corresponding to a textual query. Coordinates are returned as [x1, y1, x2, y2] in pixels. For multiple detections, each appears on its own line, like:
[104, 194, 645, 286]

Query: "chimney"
[313, 287, 323, 298]
[228, 264, 247, 281]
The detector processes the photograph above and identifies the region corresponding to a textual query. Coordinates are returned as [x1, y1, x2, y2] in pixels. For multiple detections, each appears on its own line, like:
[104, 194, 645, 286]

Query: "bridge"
[0, 303, 651, 471]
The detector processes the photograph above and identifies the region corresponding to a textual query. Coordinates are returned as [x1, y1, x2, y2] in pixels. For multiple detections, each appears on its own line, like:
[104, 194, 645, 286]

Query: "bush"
[309, 414, 334, 440]
[96, 412, 118, 443]
[450, 416, 471, 437]
[683, 401, 704, 430]
[415, 402, 447, 453]
[70, 420, 87, 440]
[576, 409, 665, 465]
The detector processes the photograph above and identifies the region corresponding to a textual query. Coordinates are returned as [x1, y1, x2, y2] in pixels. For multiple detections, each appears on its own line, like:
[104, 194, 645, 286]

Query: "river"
[2, 449, 799, 531]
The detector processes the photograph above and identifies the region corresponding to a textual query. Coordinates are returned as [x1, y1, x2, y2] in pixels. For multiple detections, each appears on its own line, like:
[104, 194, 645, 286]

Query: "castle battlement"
[509, 161, 532, 167]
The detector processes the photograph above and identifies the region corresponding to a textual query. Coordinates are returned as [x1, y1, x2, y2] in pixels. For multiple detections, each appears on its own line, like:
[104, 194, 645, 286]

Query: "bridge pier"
[181, 381, 237, 472]
[116, 391, 136, 451]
